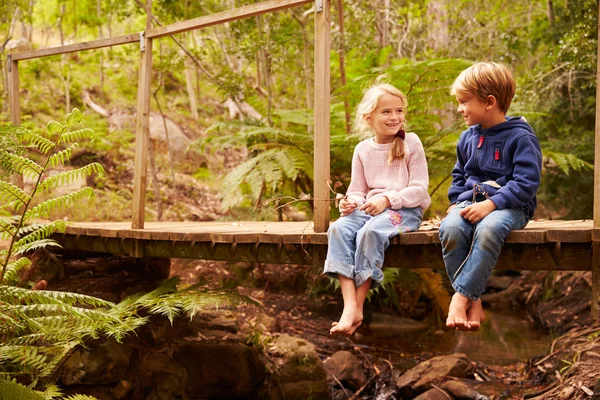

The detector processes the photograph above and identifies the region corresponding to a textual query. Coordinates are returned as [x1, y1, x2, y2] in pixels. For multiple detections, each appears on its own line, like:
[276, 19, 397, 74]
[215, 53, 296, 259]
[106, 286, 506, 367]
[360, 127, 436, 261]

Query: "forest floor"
[170, 258, 600, 400]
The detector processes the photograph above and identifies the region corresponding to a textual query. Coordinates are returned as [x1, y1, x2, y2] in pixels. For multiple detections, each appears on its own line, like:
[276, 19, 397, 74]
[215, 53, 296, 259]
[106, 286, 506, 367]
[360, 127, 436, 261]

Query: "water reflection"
[356, 308, 550, 365]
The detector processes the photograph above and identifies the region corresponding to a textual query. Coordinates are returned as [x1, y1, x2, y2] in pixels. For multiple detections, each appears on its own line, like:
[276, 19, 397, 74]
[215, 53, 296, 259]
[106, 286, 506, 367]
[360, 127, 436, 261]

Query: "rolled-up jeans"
[324, 207, 423, 288]
[438, 201, 529, 301]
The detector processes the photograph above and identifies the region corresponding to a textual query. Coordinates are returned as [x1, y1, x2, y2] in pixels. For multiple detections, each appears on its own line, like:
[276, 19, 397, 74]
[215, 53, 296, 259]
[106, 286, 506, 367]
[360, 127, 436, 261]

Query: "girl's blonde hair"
[354, 83, 408, 164]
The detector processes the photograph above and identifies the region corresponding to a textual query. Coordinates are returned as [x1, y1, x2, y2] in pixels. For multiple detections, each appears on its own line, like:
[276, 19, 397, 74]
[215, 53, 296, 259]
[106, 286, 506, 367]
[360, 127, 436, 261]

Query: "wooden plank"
[313, 0, 331, 233]
[146, 0, 312, 39]
[10, 34, 140, 61]
[594, 1, 600, 319]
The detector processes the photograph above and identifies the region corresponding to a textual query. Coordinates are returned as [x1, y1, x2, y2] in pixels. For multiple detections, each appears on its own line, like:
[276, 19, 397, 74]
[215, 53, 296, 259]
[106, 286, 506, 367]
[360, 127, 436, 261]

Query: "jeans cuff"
[452, 282, 479, 302]
[355, 269, 383, 288]
[324, 260, 354, 280]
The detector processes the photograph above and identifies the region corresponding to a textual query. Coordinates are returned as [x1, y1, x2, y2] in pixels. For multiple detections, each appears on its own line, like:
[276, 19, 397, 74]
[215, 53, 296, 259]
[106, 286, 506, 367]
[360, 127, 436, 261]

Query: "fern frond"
[544, 150, 593, 174]
[46, 121, 66, 136]
[63, 396, 99, 400]
[0, 378, 46, 400]
[0, 285, 115, 308]
[24, 187, 95, 220]
[0, 152, 43, 179]
[0, 180, 31, 206]
[0, 219, 17, 239]
[37, 164, 104, 193]
[20, 131, 56, 156]
[14, 239, 62, 255]
[2, 257, 32, 284]
[14, 221, 67, 250]
[414, 269, 451, 315]
[58, 128, 95, 144]
[47, 143, 79, 167]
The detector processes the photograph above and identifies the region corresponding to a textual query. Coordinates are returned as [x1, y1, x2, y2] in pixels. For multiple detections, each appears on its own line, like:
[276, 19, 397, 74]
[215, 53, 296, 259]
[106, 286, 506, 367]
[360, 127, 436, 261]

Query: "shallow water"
[355, 307, 550, 366]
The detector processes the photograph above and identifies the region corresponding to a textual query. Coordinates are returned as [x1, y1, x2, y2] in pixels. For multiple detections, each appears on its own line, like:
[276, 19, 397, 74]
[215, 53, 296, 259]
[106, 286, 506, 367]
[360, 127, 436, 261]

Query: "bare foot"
[330, 306, 363, 336]
[446, 293, 471, 331]
[466, 299, 486, 331]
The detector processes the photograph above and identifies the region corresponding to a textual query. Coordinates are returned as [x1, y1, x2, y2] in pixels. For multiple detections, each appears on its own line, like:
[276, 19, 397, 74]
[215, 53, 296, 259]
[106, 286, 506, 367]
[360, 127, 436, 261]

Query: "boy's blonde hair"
[354, 83, 407, 163]
[450, 62, 515, 114]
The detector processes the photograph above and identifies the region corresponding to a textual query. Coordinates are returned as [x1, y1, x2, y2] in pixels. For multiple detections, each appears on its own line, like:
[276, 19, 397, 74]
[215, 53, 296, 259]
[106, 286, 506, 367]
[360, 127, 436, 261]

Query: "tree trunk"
[547, 0, 554, 28]
[426, 0, 449, 52]
[183, 49, 199, 120]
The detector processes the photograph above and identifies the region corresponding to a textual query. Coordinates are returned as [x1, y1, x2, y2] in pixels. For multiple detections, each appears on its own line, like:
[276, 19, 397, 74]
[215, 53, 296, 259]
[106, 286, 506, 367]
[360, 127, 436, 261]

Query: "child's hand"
[359, 197, 390, 217]
[460, 200, 497, 224]
[339, 198, 357, 216]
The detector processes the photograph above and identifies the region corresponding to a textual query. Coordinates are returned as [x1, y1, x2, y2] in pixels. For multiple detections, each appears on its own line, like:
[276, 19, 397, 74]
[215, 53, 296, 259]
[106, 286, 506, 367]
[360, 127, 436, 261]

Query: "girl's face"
[365, 92, 405, 144]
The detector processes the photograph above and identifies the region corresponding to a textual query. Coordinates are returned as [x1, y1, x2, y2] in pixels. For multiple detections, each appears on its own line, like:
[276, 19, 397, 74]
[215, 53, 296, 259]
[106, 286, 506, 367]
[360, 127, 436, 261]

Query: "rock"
[195, 309, 240, 333]
[414, 388, 456, 400]
[59, 338, 132, 386]
[323, 351, 366, 391]
[270, 333, 317, 358]
[395, 353, 473, 397]
[441, 380, 488, 399]
[271, 380, 331, 400]
[365, 313, 428, 337]
[174, 339, 265, 399]
[593, 378, 600, 399]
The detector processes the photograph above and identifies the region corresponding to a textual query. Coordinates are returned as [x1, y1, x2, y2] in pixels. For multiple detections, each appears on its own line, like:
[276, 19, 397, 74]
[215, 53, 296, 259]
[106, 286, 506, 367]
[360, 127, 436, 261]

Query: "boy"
[439, 62, 542, 331]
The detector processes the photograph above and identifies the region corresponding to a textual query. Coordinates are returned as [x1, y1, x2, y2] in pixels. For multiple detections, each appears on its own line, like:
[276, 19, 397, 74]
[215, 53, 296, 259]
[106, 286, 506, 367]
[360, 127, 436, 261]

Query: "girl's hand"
[359, 197, 390, 217]
[339, 198, 357, 216]
[460, 200, 497, 224]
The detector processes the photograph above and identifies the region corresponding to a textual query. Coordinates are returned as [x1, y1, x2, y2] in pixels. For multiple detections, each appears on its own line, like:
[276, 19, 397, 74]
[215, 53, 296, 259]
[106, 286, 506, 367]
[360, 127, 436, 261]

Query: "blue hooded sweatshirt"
[448, 117, 542, 219]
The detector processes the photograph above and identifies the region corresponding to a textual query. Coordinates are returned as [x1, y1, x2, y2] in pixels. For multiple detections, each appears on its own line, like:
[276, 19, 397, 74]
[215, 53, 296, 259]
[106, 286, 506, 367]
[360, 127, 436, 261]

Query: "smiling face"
[456, 93, 488, 127]
[365, 92, 406, 144]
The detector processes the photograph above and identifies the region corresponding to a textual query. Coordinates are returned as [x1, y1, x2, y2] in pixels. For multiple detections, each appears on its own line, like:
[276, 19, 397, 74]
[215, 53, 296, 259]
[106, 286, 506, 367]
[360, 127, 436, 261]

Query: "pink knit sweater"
[345, 133, 431, 210]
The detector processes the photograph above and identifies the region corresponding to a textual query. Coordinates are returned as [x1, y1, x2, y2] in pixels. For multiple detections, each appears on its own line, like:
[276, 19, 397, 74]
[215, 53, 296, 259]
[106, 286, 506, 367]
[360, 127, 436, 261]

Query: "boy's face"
[456, 94, 488, 127]
[365, 92, 405, 144]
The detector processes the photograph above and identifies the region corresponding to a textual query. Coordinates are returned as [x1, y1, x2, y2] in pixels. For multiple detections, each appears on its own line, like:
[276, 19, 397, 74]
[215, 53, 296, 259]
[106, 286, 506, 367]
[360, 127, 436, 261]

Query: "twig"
[431, 384, 452, 399]
[332, 374, 352, 399]
[346, 337, 373, 370]
[347, 363, 391, 400]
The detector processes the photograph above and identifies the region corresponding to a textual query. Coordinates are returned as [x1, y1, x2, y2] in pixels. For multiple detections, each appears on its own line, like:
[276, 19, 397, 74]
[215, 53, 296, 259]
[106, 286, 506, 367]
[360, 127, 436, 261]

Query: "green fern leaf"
[0, 285, 115, 308]
[47, 143, 79, 168]
[0, 219, 17, 239]
[0, 152, 43, 179]
[0, 378, 46, 400]
[58, 128, 95, 145]
[0, 180, 32, 206]
[20, 131, 56, 156]
[2, 257, 32, 284]
[66, 108, 83, 125]
[14, 221, 67, 250]
[37, 164, 104, 193]
[46, 121, 66, 136]
[24, 187, 95, 220]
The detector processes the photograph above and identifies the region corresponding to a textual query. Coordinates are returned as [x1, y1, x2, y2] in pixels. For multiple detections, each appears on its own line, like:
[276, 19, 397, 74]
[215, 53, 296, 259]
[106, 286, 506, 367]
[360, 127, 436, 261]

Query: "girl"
[325, 83, 431, 336]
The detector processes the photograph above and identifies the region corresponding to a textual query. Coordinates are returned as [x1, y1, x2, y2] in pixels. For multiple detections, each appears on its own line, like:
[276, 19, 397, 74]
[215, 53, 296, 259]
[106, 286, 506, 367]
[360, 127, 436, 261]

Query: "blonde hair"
[354, 83, 407, 164]
[450, 62, 515, 114]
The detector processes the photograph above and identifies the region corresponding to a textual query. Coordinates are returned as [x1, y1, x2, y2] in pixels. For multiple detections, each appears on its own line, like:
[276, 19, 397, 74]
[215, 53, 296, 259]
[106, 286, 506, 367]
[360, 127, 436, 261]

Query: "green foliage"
[0, 109, 255, 399]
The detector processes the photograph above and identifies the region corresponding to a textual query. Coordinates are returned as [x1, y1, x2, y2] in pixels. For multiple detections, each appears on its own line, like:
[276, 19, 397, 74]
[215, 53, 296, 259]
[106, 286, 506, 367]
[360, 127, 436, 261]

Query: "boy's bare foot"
[446, 292, 471, 331]
[466, 299, 486, 331]
[330, 307, 363, 335]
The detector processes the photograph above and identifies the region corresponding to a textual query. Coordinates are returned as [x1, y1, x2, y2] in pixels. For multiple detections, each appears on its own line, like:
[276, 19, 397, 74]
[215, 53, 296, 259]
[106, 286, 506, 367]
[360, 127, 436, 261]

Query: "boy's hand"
[359, 197, 390, 217]
[446, 204, 457, 214]
[339, 198, 358, 216]
[460, 200, 497, 224]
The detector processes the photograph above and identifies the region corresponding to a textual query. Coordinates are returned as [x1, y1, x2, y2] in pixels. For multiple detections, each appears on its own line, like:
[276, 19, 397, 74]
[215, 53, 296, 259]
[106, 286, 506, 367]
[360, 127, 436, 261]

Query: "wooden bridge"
[57, 220, 594, 273]
[7, 0, 600, 317]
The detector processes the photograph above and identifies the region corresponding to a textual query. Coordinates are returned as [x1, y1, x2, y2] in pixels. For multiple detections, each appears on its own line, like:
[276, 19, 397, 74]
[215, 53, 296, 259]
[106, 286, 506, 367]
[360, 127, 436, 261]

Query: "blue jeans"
[439, 201, 529, 301]
[324, 207, 423, 288]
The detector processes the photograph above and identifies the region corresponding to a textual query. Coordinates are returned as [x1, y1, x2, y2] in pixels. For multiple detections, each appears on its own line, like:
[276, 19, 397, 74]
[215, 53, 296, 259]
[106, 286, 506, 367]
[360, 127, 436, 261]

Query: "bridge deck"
[54, 220, 595, 272]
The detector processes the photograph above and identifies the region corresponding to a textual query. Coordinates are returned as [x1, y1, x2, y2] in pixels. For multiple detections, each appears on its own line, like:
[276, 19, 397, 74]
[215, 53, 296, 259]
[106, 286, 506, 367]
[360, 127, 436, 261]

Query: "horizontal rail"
[146, 0, 313, 39]
[11, 33, 141, 61]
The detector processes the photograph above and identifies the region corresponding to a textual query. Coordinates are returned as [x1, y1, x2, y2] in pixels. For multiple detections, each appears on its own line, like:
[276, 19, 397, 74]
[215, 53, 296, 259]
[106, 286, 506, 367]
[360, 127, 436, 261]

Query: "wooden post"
[8, 55, 24, 189]
[593, 1, 600, 319]
[8, 55, 20, 125]
[132, 1, 153, 229]
[313, 0, 331, 233]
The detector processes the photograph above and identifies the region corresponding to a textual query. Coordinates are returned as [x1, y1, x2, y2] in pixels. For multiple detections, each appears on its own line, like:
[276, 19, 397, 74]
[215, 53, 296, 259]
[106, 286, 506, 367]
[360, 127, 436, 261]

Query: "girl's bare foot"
[446, 293, 471, 331]
[330, 306, 363, 335]
[466, 299, 486, 331]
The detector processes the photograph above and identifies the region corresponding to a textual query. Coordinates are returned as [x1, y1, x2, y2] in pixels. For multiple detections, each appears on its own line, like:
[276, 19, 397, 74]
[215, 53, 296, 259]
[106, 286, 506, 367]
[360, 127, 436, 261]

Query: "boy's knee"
[475, 224, 506, 252]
